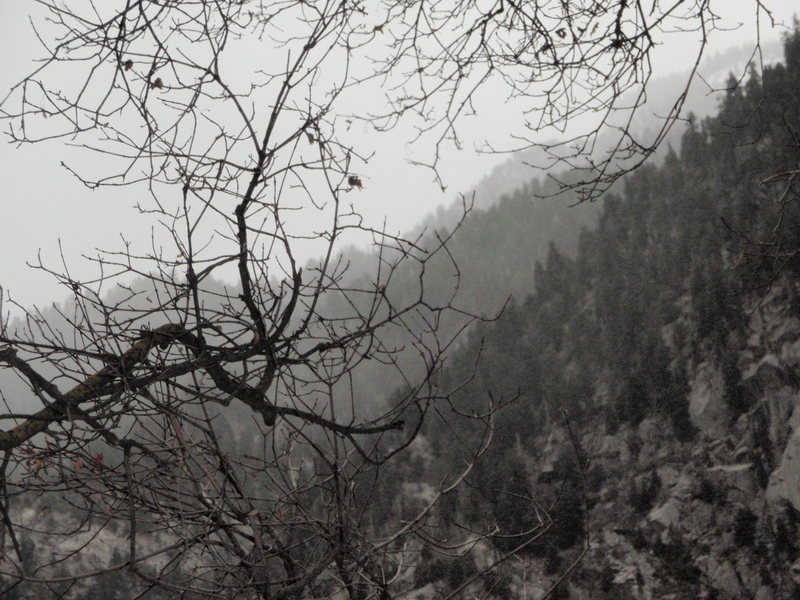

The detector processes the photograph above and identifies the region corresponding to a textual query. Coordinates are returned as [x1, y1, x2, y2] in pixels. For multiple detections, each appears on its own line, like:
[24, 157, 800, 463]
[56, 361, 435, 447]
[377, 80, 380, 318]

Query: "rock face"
[688, 361, 731, 437]
[767, 403, 800, 510]
[706, 462, 760, 497]
[492, 280, 800, 600]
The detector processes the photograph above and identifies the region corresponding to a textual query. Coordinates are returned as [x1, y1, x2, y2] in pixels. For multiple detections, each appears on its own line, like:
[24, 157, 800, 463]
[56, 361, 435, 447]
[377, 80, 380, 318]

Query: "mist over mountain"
[4, 25, 800, 600]
[423, 37, 786, 231]
[378, 30, 800, 599]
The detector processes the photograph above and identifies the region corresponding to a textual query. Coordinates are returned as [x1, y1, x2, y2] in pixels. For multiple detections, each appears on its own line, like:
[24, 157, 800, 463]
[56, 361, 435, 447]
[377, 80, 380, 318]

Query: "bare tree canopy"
[1, 0, 780, 197]
[0, 0, 781, 598]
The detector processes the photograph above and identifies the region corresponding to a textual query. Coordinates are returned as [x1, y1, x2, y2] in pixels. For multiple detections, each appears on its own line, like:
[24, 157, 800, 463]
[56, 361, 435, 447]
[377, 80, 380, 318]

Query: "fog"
[0, 2, 795, 312]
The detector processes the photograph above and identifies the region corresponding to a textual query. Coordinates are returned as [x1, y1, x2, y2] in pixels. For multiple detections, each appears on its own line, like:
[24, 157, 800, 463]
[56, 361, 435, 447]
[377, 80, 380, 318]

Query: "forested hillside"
[397, 31, 800, 599]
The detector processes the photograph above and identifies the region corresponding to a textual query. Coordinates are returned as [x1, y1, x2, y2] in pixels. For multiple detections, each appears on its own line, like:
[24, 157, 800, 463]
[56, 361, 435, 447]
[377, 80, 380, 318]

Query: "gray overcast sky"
[0, 2, 796, 314]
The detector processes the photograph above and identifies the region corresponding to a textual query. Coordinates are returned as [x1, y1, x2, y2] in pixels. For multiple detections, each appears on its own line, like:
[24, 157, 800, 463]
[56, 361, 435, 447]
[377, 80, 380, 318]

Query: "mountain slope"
[409, 29, 800, 600]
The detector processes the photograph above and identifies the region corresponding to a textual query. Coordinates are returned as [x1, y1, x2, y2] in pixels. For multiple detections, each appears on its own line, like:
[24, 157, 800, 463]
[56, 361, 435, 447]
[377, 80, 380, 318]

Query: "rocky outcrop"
[688, 361, 731, 437]
[767, 402, 800, 510]
[540, 279, 800, 599]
